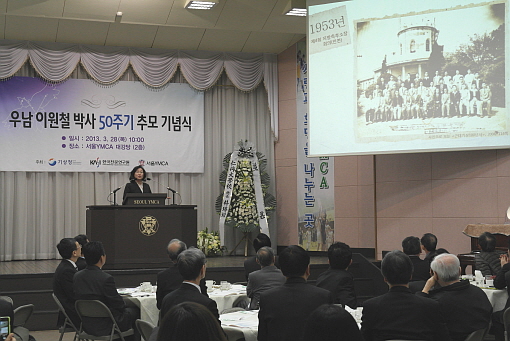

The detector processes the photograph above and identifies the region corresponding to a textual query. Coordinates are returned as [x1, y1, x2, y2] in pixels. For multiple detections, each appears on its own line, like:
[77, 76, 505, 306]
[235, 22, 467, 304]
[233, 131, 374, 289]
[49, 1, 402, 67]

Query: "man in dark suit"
[417, 253, 492, 341]
[361, 250, 450, 341]
[74, 234, 89, 270]
[257, 245, 332, 341]
[73, 241, 139, 337]
[421, 233, 437, 264]
[156, 239, 207, 309]
[246, 247, 285, 310]
[53, 238, 82, 328]
[402, 236, 430, 281]
[159, 247, 220, 323]
[491, 239, 510, 341]
[316, 241, 357, 309]
[244, 233, 272, 280]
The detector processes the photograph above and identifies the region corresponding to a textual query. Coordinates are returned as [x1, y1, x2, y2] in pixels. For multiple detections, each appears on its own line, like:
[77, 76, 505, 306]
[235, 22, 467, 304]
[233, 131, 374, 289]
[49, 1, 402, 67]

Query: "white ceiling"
[0, 0, 306, 53]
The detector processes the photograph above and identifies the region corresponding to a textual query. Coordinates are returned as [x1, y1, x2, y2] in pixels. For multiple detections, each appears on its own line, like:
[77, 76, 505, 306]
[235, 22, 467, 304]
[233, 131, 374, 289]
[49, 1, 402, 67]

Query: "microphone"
[110, 187, 121, 194]
[146, 177, 152, 181]
[167, 186, 178, 194]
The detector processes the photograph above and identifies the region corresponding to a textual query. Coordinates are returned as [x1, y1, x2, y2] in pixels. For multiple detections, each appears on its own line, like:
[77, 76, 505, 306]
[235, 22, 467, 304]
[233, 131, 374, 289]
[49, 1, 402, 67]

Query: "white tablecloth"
[123, 284, 248, 326]
[482, 288, 508, 312]
[219, 306, 364, 341]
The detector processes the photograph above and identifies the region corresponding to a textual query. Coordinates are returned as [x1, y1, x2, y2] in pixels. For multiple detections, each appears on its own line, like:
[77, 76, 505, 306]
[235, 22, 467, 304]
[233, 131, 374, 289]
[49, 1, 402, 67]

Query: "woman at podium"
[122, 165, 152, 205]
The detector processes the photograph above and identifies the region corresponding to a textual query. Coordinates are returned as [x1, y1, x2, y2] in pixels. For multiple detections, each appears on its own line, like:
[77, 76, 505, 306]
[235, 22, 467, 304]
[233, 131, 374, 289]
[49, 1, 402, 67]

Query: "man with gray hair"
[156, 239, 207, 309]
[417, 253, 492, 341]
[246, 246, 285, 309]
[159, 247, 220, 324]
[361, 250, 450, 341]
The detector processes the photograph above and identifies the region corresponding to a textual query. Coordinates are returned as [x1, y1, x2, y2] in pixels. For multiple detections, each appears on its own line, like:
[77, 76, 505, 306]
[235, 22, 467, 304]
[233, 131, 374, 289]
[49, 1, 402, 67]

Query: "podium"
[86, 205, 197, 269]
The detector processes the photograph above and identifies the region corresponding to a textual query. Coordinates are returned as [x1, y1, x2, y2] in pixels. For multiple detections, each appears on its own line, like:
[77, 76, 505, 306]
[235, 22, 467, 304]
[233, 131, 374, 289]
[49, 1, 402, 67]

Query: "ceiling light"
[283, 0, 307, 16]
[185, 0, 218, 10]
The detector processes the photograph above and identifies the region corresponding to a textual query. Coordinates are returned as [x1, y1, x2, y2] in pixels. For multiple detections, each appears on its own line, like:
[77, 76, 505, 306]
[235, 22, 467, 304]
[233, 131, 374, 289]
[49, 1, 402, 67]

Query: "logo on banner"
[139, 215, 159, 236]
[138, 160, 146, 166]
[145, 160, 169, 166]
[90, 158, 129, 167]
[48, 158, 57, 166]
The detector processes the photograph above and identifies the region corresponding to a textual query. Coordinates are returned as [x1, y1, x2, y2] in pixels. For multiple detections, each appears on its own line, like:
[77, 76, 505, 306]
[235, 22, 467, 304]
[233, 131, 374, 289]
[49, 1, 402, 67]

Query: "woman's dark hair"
[129, 166, 147, 181]
[302, 304, 362, 341]
[157, 302, 227, 341]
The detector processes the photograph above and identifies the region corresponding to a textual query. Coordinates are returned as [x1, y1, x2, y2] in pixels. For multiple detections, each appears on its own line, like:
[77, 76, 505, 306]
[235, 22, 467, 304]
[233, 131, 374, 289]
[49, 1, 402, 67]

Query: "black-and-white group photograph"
[355, 2, 506, 141]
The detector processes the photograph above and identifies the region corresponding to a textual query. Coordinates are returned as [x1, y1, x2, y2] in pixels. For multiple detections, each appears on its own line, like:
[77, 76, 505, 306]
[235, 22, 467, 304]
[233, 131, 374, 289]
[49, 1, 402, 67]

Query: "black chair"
[52, 293, 79, 341]
[75, 300, 134, 341]
[464, 327, 487, 341]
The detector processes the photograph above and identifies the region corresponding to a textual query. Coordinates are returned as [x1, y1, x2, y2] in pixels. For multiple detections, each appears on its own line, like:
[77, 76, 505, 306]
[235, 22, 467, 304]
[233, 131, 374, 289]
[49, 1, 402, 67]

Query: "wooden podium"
[86, 204, 197, 269]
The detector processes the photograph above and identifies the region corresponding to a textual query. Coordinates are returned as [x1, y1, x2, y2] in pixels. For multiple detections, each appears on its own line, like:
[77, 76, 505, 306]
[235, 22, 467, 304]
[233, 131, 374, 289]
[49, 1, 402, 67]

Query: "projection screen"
[308, 0, 509, 156]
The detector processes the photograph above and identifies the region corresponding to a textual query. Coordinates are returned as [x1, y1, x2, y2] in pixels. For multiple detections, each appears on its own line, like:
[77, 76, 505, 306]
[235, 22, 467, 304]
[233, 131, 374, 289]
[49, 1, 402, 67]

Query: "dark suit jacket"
[160, 282, 220, 325]
[244, 256, 279, 280]
[361, 286, 450, 341]
[257, 277, 332, 341]
[315, 268, 357, 309]
[494, 262, 510, 311]
[122, 181, 151, 205]
[416, 280, 492, 341]
[409, 255, 430, 282]
[74, 265, 134, 335]
[53, 259, 80, 327]
[156, 263, 208, 309]
[76, 257, 87, 271]
[246, 265, 285, 309]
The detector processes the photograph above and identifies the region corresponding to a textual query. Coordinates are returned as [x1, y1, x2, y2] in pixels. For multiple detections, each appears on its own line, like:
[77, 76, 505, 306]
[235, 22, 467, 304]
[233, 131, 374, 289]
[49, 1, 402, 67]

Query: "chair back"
[52, 293, 80, 331]
[464, 327, 487, 341]
[0, 296, 13, 305]
[75, 300, 113, 319]
[223, 326, 245, 341]
[13, 304, 34, 327]
[135, 319, 154, 341]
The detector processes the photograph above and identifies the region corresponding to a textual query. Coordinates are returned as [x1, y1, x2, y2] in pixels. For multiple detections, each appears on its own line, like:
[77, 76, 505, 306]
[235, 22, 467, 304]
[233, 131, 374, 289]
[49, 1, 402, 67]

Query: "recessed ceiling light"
[283, 0, 307, 16]
[185, 0, 218, 10]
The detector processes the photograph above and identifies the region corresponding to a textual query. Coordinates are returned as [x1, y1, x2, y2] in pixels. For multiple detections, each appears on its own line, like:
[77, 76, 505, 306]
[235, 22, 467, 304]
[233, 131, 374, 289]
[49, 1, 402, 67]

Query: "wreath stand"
[229, 232, 251, 256]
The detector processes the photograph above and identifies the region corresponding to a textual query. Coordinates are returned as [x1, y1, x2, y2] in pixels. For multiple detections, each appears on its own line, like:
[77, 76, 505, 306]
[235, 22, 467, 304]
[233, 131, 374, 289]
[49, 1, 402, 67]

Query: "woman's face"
[134, 168, 144, 180]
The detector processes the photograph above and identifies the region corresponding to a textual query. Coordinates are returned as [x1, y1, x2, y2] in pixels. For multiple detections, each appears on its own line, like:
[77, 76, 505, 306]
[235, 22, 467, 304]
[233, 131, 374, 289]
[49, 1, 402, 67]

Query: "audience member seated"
[74, 234, 89, 270]
[315, 242, 357, 309]
[361, 250, 450, 341]
[402, 236, 430, 281]
[159, 248, 220, 325]
[157, 302, 226, 341]
[246, 247, 285, 310]
[491, 239, 510, 341]
[421, 233, 437, 263]
[156, 239, 207, 310]
[475, 231, 502, 276]
[73, 241, 140, 338]
[257, 245, 331, 341]
[53, 238, 82, 328]
[417, 253, 492, 341]
[302, 304, 362, 341]
[244, 233, 272, 280]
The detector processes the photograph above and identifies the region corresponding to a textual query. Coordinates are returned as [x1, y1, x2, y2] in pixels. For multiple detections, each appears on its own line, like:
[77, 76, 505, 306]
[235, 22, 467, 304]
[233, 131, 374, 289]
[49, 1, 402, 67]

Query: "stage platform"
[0, 254, 384, 331]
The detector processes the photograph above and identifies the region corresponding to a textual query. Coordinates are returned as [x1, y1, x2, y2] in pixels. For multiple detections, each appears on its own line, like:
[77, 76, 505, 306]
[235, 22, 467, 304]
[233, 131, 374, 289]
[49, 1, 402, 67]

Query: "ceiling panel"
[5, 16, 59, 42]
[166, 0, 225, 29]
[0, 0, 7, 14]
[153, 26, 205, 50]
[118, 0, 173, 25]
[262, 0, 305, 34]
[57, 19, 109, 45]
[6, 0, 64, 17]
[242, 31, 296, 53]
[198, 28, 250, 52]
[63, 0, 121, 22]
[215, 0, 275, 31]
[105, 23, 159, 48]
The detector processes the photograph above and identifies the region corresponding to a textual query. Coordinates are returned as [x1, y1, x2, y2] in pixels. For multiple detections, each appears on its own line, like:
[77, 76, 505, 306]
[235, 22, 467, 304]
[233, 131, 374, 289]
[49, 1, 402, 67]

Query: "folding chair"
[464, 327, 487, 341]
[13, 304, 34, 328]
[75, 300, 134, 341]
[52, 293, 79, 341]
[0, 296, 13, 305]
[135, 319, 154, 341]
